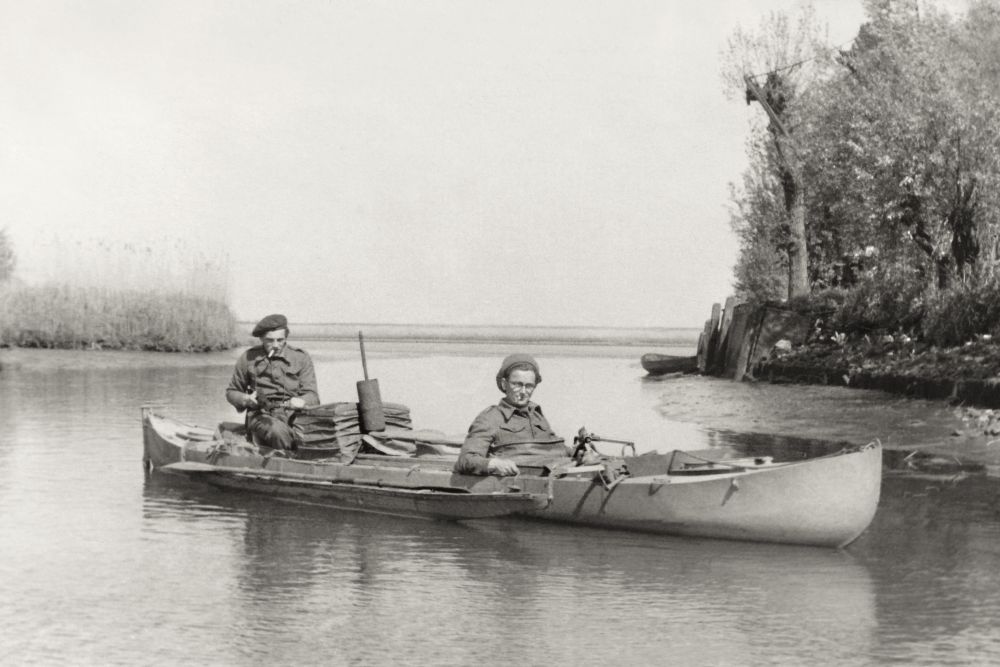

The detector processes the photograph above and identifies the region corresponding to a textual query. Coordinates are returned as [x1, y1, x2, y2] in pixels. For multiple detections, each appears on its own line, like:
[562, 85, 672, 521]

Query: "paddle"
[162, 460, 425, 487]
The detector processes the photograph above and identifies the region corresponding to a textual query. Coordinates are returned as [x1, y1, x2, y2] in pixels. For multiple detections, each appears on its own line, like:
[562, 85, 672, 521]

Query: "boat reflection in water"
[142, 471, 876, 665]
[851, 473, 1000, 663]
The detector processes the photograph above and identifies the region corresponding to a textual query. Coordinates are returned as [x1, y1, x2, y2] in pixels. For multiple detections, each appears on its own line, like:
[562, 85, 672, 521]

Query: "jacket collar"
[497, 398, 541, 420]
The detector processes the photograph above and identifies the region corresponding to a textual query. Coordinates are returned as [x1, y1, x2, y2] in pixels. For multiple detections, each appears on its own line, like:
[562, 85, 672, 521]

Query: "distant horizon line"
[236, 320, 701, 331]
[233, 320, 701, 347]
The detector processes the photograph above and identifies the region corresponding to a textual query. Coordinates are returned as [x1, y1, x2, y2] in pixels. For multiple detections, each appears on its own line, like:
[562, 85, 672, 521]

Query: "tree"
[729, 135, 789, 301]
[728, 0, 1000, 316]
[813, 0, 1000, 290]
[722, 8, 834, 301]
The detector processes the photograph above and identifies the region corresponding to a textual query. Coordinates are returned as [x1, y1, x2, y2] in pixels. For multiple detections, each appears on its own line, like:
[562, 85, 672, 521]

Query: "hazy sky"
[1, 0, 878, 327]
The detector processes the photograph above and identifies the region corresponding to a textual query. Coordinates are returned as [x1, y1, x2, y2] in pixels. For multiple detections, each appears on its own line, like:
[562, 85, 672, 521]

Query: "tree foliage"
[722, 8, 833, 300]
[727, 0, 1000, 343]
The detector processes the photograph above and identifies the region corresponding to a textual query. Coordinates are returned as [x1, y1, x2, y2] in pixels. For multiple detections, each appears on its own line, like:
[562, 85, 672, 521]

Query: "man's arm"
[225, 354, 254, 411]
[295, 352, 320, 407]
[454, 408, 518, 475]
[454, 409, 496, 475]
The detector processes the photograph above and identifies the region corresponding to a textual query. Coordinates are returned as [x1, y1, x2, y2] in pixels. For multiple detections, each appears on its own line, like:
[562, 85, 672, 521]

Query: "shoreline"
[746, 339, 1000, 472]
[0, 346, 241, 372]
[754, 338, 1000, 407]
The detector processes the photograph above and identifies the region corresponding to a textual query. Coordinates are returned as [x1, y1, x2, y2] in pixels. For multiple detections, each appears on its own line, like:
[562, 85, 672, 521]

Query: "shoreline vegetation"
[0, 284, 238, 352]
[758, 335, 1000, 406]
[0, 234, 238, 353]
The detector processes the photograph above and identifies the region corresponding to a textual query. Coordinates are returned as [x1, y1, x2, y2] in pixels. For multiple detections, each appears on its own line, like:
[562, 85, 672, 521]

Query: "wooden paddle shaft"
[167, 461, 465, 492]
[359, 330, 370, 380]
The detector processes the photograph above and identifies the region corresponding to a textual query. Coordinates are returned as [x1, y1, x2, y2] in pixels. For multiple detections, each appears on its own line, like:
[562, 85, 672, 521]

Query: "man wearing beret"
[226, 314, 320, 451]
[454, 353, 568, 476]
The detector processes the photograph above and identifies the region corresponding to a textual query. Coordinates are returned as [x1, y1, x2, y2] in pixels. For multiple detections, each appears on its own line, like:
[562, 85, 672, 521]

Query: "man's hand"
[285, 396, 306, 410]
[487, 457, 519, 477]
[244, 391, 259, 410]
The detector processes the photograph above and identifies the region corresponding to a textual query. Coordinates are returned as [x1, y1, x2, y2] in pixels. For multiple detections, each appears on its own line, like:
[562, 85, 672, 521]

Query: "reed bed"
[0, 238, 238, 351]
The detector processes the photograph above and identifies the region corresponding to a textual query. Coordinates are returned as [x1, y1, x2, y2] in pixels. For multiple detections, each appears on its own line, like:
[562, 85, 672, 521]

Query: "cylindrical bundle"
[356, 378, 386, 433]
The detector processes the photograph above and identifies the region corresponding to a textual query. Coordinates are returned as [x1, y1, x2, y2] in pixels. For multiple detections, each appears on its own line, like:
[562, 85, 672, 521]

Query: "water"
[2, 341, 1000, 665]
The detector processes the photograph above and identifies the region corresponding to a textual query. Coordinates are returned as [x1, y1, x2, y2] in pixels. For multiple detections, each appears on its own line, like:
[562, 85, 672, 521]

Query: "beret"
[495, 353, 541, 391]
[252, 313, 288, 337]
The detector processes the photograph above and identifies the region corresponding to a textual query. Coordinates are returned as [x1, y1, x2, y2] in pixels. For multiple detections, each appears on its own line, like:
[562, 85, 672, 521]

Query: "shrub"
[921, 279, 1000, 347]
[826, 271, 926, 337]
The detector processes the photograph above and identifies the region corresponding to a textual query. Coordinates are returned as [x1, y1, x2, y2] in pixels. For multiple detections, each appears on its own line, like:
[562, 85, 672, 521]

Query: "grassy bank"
[0, 283, 238, 352]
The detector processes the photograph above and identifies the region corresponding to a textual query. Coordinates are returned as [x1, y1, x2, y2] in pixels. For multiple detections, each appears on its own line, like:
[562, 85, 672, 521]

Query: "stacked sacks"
[294, 402, 413, 459]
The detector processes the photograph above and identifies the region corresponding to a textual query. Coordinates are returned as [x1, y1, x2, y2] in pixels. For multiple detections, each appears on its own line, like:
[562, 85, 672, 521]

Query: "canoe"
[641, 353, 699, 376]
[142, 407, 882, 548]
[160, 461, 547, 520]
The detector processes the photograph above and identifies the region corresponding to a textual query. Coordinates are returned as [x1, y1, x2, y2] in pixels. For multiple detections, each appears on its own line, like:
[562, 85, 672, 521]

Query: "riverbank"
[756, 337, 1000, 403]
[745, 337, 1000, 472]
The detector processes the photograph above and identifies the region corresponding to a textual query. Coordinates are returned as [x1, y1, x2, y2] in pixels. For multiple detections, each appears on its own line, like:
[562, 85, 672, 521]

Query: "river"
[1, 340, 999, 665]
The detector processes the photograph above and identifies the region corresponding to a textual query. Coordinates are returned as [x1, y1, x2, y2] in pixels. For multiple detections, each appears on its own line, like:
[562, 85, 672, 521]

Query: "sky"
[0, 0, 883, 328]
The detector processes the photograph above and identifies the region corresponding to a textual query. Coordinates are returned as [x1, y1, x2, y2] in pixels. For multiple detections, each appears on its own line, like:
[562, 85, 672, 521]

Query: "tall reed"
[0, 238, 238, 351]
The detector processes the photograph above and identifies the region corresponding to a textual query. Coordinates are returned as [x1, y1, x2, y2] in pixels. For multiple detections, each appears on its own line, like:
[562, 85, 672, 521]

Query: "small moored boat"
[143, 407, 882, 548]
[641, 353, 699, 376]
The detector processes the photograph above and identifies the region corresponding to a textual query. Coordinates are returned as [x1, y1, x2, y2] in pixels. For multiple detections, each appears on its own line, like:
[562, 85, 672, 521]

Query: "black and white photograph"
[1, 0, 998, 664]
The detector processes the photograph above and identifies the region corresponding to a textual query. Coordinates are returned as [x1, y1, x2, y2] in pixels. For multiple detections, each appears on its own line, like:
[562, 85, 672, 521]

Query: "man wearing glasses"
[454, 353, 567, 476]
[226, 313, 320, 451]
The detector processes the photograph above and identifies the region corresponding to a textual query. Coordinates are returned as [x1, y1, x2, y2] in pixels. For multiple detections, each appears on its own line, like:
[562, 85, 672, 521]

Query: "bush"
[921, 279, 1000, 347]
[826, 271, 926, 337]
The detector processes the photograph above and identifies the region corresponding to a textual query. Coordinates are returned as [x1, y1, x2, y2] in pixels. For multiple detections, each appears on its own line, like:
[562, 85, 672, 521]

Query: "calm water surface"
[2, 341, 999, 666]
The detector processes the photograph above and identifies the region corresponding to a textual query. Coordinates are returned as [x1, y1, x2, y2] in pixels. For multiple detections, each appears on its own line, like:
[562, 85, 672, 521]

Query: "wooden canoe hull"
[640, 353, 699, 376]
[142, 409, 881, 548]
[160, 461, 547, 520]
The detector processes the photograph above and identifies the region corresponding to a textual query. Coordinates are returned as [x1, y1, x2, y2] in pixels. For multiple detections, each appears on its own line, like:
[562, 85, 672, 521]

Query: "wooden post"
[705, 303, 722, 375]
[713, 297, 737, 374]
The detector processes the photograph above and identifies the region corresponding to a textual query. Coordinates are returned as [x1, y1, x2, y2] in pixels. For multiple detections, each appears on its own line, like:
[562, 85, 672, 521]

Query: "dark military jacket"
[454, 399, 566, 475]
[226, 343, 320, 413]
